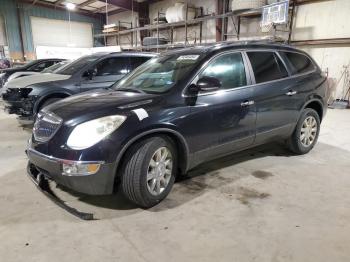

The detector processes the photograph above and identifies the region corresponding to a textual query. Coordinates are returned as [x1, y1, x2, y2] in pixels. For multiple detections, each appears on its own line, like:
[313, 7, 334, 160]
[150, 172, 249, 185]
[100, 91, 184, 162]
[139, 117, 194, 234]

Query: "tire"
[287, 108, 321, 155]
[121, 136, 177, 208]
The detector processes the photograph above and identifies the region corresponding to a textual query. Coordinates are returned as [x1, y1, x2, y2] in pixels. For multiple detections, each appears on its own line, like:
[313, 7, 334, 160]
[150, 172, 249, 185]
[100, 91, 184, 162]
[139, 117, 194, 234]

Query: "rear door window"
[247, 51, 288, 84]
[130, 57, 151, 70]
[199, 52, 247, 89]
[282, 52, 315, 74]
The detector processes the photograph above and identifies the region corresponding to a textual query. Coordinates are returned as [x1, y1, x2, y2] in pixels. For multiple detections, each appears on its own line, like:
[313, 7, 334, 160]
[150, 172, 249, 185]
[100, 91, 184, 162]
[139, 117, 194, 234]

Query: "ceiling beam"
[108, 8, 127, 16]
[78, 0, 97, 8]
[54, 0, 66, 6]
[19, 0, 104, 18]
[93, 5, 111, 13]
[97, 0, 139, 11]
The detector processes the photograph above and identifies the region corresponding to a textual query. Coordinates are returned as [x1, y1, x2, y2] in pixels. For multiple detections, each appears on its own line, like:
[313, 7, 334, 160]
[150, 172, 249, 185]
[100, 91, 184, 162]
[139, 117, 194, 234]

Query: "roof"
[164, 41, 301, 56]
[85, 51, 158, 58]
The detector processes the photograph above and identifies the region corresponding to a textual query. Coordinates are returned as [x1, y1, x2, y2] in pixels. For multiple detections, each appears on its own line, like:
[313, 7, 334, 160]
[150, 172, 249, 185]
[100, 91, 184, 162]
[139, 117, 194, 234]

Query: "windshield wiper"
[115, 87, 145, 94]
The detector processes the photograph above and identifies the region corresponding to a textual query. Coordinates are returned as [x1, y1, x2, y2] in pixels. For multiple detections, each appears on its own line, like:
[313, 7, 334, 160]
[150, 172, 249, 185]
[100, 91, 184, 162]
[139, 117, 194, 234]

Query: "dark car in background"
[26, 42, 328, 208]
[0, 58, 65, 88]
[2, 52, 156, 123]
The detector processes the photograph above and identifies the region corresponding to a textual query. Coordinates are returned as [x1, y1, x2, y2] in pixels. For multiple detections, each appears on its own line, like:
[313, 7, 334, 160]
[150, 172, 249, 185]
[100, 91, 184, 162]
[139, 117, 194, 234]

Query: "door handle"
[286, 90, 297, 96]
[241, 100, 255, 107]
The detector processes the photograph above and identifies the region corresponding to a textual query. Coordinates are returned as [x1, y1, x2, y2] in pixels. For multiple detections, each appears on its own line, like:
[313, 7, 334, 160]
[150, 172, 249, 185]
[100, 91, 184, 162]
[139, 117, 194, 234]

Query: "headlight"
[67, 115, 126, 150]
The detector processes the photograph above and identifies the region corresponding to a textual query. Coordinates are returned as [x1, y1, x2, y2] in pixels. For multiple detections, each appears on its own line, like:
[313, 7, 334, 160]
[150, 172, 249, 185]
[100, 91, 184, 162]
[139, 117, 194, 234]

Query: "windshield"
[56, 55, 100, 75]
[22, 60, 40, 69]
[42, 61, 68, 73]
[113, 53, 202, 93]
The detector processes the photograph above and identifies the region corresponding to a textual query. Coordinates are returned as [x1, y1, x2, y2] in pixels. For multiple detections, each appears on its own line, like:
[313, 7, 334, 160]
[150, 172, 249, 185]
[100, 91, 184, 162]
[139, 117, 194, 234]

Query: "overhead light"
[65, 2, 76, 10]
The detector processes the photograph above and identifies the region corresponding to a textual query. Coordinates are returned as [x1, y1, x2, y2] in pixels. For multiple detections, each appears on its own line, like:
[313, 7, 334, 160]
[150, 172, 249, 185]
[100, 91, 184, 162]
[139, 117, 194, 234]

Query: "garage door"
[30, 17, 93, 48]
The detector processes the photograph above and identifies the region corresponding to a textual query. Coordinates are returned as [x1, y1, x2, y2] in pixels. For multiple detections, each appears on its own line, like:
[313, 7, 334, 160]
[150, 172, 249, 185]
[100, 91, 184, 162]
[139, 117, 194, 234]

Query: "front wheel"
[287, 108, 321, 155]
[121, 136, 177, 208]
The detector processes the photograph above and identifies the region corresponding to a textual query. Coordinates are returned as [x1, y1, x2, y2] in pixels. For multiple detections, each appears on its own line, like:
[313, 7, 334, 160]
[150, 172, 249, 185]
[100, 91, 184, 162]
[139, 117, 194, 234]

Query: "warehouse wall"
[292, 0, 350, 100]
[107, 11, 139, 46]
[107, 0, 349, 98]
[0, 0, 104, 61]
[0, 0, 22, 60]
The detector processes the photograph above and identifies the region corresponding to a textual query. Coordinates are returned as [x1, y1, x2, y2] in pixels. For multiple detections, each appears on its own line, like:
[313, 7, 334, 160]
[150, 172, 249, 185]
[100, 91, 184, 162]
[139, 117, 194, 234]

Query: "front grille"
[33, 111, 62, 143]
[2, 88, 33, 100]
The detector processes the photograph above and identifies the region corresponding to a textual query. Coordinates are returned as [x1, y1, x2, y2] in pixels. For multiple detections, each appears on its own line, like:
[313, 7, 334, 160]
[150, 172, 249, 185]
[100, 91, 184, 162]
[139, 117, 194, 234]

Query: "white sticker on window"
[132, 108, 149, 121]
[177, 55, 200, 61]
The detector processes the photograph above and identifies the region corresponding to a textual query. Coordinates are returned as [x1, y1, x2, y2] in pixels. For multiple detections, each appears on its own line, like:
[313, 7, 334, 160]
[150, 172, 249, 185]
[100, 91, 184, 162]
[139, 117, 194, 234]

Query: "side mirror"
[83, 69, 96, 80]
[196, 76, 221, 92]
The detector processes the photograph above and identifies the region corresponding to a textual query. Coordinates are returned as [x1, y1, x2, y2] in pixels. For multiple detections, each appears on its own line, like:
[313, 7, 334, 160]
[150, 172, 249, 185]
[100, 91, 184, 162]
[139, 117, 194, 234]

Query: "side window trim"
[274, 52, 291, 77]
[277, 51, 295, 75]
[184, 50, 252, 97]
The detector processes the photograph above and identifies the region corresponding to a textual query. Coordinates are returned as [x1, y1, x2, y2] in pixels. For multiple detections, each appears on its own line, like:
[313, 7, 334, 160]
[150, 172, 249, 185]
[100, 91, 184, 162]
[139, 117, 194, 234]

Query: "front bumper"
[2, 96, 35, 117]
[26, 148, 116, 195]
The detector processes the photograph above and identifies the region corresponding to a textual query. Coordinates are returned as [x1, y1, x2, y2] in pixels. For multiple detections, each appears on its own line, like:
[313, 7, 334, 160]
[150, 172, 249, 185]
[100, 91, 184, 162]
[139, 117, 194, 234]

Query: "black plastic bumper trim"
[27, 163, 95, 221]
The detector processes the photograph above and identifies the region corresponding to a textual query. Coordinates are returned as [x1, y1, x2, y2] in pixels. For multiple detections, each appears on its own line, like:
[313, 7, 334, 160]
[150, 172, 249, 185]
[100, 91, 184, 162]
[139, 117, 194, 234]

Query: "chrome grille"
[33, 111, 62, 143]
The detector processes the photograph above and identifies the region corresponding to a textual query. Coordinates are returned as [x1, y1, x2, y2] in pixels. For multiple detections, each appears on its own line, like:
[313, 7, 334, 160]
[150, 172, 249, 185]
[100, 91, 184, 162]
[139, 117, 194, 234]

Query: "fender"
[302, 97, 324, 110]
[113, 127, 191, 176]
[33, 90, 75, 114]
[301, 97, 324, 114]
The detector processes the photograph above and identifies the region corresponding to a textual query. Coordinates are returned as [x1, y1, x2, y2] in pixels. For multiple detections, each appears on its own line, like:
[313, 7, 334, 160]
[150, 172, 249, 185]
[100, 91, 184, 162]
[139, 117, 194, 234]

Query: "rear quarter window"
[282, 52, 315, 74]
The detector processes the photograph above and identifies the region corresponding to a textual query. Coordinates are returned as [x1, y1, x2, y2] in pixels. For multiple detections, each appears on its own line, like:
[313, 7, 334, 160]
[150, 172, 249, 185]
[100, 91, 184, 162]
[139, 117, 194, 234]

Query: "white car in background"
[5, 60, 69, 83]
[1, 61, 70, 94]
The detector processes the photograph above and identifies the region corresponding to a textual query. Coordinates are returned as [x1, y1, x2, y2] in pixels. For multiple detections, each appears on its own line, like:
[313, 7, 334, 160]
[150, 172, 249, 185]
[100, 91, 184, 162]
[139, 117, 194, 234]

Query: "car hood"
[7, 71, 39, 82]
[0, 67, 24, 74]
[5, 73, 71, 89]
[46, 89, 157, 122]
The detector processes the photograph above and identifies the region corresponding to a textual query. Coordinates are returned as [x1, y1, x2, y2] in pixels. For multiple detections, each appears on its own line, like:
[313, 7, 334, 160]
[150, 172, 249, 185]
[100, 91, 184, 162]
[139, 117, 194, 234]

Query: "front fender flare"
[33, 91, 74, 114]
[114, 127, 191, 175]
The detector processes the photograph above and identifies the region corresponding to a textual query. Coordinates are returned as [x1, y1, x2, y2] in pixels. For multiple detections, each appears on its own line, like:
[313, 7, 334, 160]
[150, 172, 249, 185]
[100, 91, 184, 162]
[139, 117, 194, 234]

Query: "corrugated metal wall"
[0, 0, 22, 58]
[0, 0, 104, 60]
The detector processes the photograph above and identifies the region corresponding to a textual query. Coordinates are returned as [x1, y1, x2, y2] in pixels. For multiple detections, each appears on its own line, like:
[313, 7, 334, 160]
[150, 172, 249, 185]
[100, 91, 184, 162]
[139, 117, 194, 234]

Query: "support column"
[216, 0, 223, 42]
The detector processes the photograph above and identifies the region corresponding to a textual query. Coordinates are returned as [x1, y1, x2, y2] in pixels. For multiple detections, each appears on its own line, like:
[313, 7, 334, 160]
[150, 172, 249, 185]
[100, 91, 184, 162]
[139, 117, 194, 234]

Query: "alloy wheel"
[147, 147, 173, 196]
[300, 116, 318, 147]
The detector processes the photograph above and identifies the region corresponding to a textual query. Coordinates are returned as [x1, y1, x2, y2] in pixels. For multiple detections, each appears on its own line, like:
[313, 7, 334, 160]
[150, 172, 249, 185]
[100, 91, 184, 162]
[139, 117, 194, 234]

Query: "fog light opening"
[62, 163, 101, 176]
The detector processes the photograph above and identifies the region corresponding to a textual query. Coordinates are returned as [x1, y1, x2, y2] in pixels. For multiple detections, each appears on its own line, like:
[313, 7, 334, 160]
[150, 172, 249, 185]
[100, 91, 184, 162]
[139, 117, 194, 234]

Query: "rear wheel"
[121, 136, 177, 208]
[287, 108, 320, 154]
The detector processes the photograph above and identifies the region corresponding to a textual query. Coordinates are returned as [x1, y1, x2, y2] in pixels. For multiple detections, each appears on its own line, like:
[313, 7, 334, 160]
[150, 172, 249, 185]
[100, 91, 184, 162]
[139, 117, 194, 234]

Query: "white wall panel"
[30, 16, 93, 48]
[292, 0, 350, 41]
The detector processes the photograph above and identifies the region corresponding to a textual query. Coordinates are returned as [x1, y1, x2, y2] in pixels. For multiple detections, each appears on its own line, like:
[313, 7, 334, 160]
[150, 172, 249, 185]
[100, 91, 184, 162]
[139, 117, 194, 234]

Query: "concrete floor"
[0, 106, 350, 262]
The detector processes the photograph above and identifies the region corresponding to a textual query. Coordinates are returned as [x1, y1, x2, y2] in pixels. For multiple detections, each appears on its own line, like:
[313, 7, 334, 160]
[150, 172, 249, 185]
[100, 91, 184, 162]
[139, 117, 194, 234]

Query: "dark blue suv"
[26, 42, 328, 208]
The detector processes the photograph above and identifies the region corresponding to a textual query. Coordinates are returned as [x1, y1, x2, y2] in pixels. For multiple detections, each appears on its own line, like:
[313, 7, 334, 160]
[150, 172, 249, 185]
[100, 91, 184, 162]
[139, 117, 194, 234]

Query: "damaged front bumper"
[2, 88, 36, 122]
[26, 147, 117, 220]
[26, 148, 116, 195]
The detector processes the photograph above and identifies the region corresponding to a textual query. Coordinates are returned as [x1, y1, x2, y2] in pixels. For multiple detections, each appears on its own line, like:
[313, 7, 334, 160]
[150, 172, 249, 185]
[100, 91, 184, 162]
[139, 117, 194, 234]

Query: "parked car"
[2, 52, 156, 123]
[4, 60, 69, 84]
[0, 58, 65, 88]
[0, 57, 11, 69]
[26, 42, 327, 208]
